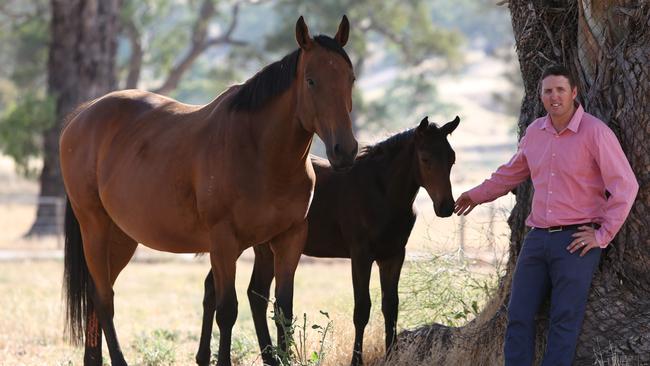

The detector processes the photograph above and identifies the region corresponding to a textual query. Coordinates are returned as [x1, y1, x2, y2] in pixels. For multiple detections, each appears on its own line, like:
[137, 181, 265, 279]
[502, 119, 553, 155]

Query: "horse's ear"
[335, 15, 350, 47]
[296, 16, 313, 50]
[441, 116, 460, 135]
[417, 116, 429, 134]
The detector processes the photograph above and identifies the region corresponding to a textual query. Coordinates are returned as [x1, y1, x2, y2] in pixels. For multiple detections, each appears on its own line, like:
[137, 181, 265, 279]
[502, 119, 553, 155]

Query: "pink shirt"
[468, 105, 638, 247]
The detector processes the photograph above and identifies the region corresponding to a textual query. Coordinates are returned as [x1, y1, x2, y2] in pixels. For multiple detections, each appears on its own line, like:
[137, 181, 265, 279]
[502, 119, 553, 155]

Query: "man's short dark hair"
[541, 64, 577, 90]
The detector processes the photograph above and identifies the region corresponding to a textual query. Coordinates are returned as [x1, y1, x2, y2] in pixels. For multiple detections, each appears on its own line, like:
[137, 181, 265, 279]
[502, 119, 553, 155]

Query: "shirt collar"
[539, 103, 585, 133]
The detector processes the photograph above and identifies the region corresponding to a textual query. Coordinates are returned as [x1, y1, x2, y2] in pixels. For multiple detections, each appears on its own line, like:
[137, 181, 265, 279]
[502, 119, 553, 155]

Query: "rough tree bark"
[396, 1, 650, 365]
[27, 0, 120, 236]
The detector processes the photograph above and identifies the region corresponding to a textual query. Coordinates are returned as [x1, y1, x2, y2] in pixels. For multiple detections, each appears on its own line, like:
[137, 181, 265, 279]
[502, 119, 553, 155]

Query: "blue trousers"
[504, 227, 601, 366]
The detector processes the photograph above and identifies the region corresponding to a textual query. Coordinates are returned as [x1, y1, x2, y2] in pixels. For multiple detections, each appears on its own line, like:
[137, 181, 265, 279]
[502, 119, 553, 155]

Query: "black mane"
[229, 35, 351, 111]
[356, 128, 416, 162]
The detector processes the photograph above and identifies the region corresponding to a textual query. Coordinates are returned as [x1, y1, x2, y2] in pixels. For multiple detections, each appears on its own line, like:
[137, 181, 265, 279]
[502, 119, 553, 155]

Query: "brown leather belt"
[534, 223, 599, 233]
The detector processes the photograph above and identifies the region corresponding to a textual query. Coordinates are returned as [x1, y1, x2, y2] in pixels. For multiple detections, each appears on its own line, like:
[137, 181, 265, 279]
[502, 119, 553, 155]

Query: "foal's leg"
[350, 254, 373, 366]
[78, 212, 133, 366]
[269, 221, 307, 357]
[196, 270, 216, 366]
[376, 249, 405, 357]
[247, 244, 277, 365]
[209, 225, 241, 366]
[84, 224, 138, 366]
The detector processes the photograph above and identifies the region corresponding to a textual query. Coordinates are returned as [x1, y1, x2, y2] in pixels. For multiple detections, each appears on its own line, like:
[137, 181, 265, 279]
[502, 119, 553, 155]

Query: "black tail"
[63, 198, 91, 346]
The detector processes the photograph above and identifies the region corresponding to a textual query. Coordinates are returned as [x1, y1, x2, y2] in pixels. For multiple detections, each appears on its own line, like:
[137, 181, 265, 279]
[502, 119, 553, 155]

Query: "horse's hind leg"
[78, 209, 136, 366]
[84, 223, 138, 365]
[377, 249, 405, 357]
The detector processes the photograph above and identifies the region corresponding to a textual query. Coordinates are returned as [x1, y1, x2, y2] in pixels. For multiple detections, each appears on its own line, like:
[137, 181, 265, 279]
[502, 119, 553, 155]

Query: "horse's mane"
[356, 122, 443, 163]
[229, 35, 351, 111]
[356, 128, 416, 162]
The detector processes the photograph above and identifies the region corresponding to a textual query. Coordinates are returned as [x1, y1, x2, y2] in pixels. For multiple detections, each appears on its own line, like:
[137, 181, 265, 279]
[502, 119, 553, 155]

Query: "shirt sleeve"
[467, 132, 531, 204]
[593, 128, 639, 247]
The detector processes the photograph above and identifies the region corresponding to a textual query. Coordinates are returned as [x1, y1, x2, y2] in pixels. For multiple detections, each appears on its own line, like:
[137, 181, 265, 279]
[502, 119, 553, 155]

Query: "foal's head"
[294, 16, 358, 170]
[414, 116, 460, 217]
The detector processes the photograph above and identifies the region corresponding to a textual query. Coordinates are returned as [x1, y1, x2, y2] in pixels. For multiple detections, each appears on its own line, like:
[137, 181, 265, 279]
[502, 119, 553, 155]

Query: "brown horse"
[197, 116, 460, 365]
[60, 16, 357, 366]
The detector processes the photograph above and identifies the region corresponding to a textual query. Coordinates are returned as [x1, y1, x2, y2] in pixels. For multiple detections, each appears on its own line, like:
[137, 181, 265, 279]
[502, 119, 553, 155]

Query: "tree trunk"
[396, 1, 650, 364]
[27, 0, 120, 236]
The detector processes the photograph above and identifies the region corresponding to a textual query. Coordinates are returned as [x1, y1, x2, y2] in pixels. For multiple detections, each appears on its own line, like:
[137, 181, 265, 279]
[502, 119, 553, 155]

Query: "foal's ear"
[335, 15, 350, 47]
[296, 16, 313, 50]
[441, 116, 460, 135]
[416, 116, 429, 134]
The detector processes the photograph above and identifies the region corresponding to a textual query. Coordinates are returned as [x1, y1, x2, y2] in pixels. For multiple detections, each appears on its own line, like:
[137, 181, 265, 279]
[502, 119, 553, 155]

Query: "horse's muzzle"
[329, 142, 358, 171]
[434, 200, 455, 218]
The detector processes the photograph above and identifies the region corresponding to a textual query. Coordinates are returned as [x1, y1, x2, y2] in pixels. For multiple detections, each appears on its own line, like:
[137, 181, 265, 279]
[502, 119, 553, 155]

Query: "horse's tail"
[62, 198, 91, 346]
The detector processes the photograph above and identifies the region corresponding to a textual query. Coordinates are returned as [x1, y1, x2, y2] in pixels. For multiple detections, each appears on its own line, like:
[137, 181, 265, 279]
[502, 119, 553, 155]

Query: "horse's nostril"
[333, 144, 341, 156]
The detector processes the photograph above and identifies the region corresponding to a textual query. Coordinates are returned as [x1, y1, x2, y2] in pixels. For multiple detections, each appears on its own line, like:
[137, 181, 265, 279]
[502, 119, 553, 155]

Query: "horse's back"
[60, 90, 212, 251]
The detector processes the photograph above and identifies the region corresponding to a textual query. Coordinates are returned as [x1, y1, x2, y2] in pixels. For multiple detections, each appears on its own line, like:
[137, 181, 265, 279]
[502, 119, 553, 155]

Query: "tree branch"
[122, 17, 143, 89]
[152, 0, 248, 95]
[364, 11, 418, 65]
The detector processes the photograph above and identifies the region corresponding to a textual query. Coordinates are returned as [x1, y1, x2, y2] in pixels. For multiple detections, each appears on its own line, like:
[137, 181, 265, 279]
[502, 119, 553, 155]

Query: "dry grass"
[0, 245, 506, 366]
[0, 257, 394, 365]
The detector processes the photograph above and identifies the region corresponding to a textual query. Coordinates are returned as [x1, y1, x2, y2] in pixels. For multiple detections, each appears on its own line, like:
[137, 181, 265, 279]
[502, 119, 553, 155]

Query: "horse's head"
[294, 15, 358, 171]
[414, 116, 460, 217]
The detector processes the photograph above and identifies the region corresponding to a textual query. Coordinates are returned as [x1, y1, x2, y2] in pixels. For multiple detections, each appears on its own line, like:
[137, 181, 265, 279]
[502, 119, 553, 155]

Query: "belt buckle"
[549, 226, 562, 233]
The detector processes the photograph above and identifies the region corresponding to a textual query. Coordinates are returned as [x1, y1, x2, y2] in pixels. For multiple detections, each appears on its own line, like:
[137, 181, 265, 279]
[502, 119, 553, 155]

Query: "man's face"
[540, 75, 577, 122]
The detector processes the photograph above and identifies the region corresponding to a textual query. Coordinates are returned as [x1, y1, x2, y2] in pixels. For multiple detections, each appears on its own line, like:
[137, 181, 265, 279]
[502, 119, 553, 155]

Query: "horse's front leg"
[209, 225, 241, 366]
[350, 252, 373, 366]
[248, 244, 277, 365]
[377, 248, 406, 357]
[269, 221, 308, 358]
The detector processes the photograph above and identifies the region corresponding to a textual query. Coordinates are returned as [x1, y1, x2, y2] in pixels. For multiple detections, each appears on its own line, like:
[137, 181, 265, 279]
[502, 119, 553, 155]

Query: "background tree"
[0, 0, 52, 178]
[25, 0, 121, 236]
[398, 1, 650, 364]
[264, 0, 463, 132]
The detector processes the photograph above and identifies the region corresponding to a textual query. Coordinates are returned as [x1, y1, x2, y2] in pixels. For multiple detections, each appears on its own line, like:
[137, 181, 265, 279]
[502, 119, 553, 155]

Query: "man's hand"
[454, 191, 478, 216]
[567, 226, 599, 257]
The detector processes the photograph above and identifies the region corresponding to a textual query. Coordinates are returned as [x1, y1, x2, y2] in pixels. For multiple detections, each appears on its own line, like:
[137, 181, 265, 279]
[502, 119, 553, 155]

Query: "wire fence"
[0, 191, 515, 271]
[0, 194, 65, 247]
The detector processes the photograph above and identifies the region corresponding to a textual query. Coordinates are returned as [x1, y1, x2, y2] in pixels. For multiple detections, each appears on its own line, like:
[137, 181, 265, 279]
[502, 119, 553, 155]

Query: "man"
[454, 64, 638, 365]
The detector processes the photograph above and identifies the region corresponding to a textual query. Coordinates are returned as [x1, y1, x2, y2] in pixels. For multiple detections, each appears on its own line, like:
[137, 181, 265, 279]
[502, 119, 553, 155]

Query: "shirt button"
[549, 191, 553, 194]
[552, 153, 556, 157]
[548, 210, 552, 213]
[551, 173, 555, 176]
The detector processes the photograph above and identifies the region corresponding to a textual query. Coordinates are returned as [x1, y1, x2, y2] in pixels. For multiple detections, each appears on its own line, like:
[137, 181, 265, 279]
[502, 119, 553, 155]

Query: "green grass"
[399, 253, 502, 328]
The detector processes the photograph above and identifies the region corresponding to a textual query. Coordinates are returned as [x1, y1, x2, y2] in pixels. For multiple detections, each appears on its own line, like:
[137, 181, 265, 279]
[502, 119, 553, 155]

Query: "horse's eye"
[420, 157, 431, 164]
[307, 78, 315, 88]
